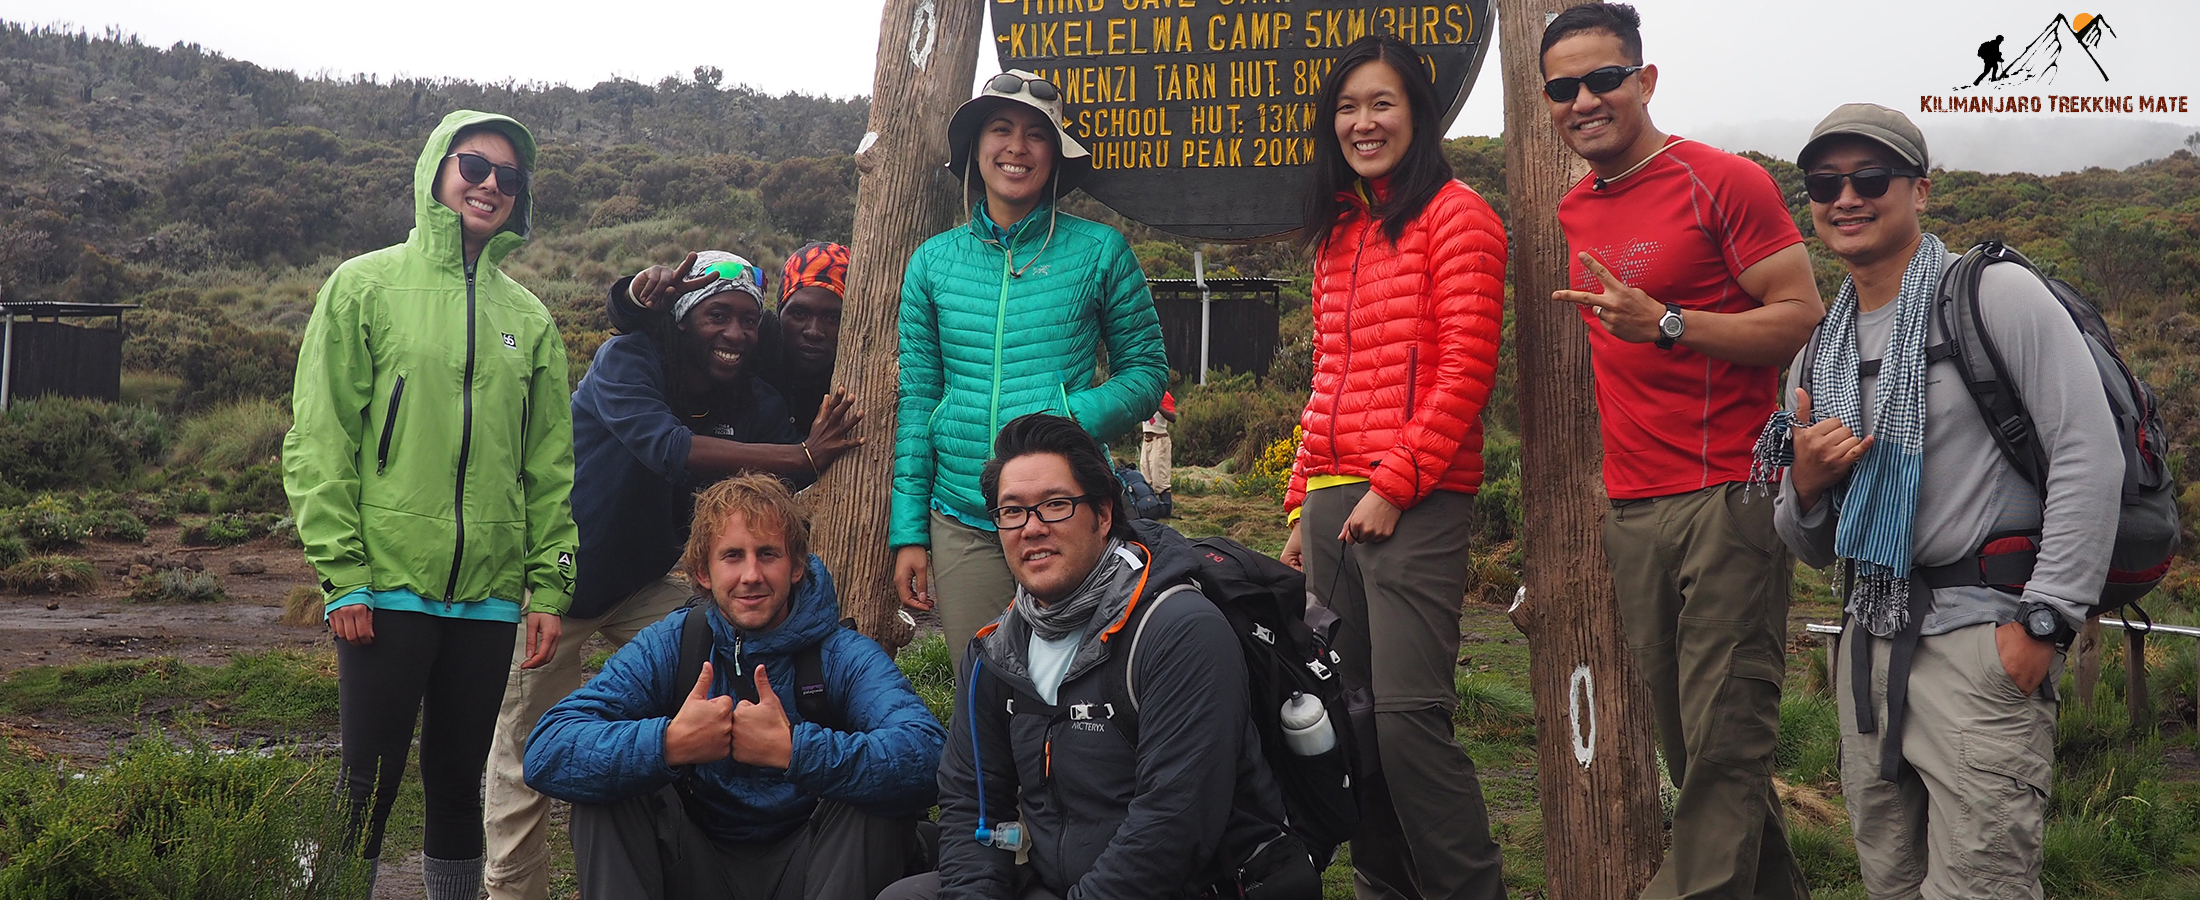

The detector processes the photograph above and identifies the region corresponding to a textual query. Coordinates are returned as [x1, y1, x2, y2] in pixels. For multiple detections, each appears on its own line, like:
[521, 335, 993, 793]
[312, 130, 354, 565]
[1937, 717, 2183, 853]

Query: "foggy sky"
[6, 0, 2193, 174]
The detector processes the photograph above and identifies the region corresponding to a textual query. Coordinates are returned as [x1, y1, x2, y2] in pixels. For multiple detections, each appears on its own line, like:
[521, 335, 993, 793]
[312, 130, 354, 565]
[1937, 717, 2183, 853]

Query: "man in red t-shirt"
[1541, 5, 1824, 899]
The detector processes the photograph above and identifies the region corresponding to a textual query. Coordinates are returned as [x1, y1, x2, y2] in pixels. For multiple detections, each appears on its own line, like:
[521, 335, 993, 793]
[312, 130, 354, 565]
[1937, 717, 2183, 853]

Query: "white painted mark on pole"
[1508, 585, 1525, 614]
[856, 131, 879, 155]
[1568, 665, 1596, 769]
[908, 0, 939, 70]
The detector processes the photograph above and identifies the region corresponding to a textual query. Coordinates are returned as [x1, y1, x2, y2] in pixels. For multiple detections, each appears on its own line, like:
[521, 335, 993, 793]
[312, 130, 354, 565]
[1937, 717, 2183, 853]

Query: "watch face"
[2027, 609, 2057, 636]
[1660, 313, 1684, 337]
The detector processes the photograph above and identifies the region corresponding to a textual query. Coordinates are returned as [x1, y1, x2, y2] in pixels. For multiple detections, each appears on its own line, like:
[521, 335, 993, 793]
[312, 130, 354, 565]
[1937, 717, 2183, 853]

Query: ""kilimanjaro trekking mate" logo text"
[1920, 12, 2186, 115]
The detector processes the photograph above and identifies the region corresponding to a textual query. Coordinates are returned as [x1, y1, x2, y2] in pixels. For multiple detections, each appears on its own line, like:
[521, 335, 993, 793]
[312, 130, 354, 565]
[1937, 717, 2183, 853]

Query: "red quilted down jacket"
[1287, 179, 1507, 514]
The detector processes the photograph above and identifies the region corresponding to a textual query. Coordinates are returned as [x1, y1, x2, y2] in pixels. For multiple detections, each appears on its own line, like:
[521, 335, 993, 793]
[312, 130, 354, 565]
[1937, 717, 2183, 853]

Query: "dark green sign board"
[992, 0, 1494, 240]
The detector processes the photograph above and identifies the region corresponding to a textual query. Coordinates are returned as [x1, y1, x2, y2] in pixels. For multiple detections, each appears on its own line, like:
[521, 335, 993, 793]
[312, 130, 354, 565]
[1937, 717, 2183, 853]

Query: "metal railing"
[1806, 614, 2200, 730]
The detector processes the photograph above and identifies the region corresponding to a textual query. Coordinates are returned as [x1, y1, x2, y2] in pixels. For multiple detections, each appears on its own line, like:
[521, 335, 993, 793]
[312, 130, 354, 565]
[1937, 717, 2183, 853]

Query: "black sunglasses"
[988, 495, 1095, 530]
[445, 152, 528, 196]
[987, 72, 1060, 103]
[1542, 64, 1644, 102]
[1803, 167, 1922, 203]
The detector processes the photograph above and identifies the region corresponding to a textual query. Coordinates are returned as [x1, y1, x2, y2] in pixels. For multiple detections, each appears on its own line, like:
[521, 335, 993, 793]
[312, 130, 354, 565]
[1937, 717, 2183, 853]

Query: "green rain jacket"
[891, 203, 1168, 548]
[283, 110, 578, 616]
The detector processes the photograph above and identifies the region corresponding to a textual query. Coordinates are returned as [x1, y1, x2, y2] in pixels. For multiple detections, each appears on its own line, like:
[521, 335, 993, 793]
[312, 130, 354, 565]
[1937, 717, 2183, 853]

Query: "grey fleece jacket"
[1774, 250, 2121, 634]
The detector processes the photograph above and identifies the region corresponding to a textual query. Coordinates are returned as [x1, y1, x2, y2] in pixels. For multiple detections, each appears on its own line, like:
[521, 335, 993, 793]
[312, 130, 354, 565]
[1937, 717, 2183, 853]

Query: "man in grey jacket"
[1770, 104, 2120, 898]
[880, 413, 1311, 900]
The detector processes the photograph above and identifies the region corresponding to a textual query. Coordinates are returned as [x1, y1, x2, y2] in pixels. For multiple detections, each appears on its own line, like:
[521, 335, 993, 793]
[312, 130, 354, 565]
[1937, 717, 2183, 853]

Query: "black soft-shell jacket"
[936, 526, 1287, 899]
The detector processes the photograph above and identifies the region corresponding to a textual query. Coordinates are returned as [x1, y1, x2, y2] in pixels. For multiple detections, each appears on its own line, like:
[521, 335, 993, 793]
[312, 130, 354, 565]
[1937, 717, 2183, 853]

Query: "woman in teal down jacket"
[891, 70, 1169, 670]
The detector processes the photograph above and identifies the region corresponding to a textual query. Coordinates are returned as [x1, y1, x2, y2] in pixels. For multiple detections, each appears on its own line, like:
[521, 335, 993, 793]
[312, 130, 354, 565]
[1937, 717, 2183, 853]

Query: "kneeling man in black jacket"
[882, 413, 1314, 900]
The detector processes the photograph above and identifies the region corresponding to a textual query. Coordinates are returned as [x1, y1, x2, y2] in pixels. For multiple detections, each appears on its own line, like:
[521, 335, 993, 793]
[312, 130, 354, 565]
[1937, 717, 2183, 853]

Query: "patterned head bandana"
[671, 251, 767, 322]
[779, 242, 850, 312]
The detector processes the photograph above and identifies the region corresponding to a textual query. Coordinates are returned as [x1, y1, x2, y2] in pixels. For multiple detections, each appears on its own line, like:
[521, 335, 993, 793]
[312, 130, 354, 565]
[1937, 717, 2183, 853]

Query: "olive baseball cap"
[1798, 103, 1929, 171]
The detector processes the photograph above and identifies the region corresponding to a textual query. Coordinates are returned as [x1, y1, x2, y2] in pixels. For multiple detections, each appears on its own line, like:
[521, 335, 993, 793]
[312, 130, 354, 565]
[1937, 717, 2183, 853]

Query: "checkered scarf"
[1755, 234, 1944, 636]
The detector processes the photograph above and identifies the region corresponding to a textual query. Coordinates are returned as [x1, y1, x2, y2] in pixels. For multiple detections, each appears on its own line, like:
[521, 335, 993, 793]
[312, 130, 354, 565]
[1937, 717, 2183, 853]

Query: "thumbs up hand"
[664, 661, 736, 766]
[732, 665, 795, 770]
[1789, 387, 1875, 513]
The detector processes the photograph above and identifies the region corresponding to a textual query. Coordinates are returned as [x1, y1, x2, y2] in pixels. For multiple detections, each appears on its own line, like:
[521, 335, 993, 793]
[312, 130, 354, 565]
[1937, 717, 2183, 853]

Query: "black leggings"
[335, 609, 516, 860]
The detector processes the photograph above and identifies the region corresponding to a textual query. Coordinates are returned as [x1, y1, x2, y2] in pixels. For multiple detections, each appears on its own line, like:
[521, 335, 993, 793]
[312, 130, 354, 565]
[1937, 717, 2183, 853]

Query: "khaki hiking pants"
[1139, 431, 1173, 494]
[483, 575, 690, 900]
[1606, 483, 1807, 900]
[930, 511, 1018, 679]
[1302, 484, 1507, 900]
[1838, 621, 2060, 899]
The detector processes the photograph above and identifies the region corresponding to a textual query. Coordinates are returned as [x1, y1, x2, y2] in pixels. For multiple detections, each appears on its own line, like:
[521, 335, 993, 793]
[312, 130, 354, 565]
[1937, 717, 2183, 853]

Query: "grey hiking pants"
[571, 785, 912, 900]
[1302, 484, 1507, 900]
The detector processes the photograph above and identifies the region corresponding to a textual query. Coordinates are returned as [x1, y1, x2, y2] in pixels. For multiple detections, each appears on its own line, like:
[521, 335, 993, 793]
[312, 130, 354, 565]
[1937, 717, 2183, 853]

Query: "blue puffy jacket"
[523, 555, 946, 844]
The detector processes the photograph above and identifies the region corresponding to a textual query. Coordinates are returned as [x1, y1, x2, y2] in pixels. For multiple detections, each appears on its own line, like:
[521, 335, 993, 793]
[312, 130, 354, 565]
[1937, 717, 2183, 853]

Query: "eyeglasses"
[1542, 64, 1644, 102]
[988, 495, 1093, 529]
[986, 72, 1060, 103]
[1803, 167, 1923, 203]
[445, 152, 528, 196]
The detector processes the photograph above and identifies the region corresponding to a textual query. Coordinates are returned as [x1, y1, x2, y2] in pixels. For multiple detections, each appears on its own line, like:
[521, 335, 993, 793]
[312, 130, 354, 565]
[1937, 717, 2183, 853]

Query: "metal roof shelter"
[1, 302, 137, 409]
[1146, 273, 1287, 384]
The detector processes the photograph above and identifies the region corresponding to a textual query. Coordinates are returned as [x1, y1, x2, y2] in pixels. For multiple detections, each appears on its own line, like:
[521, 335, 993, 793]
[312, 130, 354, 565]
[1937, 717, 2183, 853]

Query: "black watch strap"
[1655, 303, 1683, 350]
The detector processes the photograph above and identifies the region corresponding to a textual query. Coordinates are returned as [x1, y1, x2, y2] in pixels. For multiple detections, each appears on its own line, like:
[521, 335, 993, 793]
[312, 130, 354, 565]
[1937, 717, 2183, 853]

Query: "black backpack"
[1119, 463, 1173, 519]
[672, 600, 840, 728]
[1934, 241, 2181, 615]
[1108, 525, 1364, 868]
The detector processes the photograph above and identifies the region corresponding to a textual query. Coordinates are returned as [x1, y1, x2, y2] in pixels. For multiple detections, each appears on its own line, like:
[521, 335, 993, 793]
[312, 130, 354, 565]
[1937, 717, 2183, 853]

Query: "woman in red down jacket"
[1279, 34, 1509, 900]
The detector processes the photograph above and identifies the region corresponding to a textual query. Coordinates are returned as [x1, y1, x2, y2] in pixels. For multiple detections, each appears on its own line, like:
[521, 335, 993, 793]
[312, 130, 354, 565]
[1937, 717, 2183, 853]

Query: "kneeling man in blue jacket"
[525, 473, 947, 900]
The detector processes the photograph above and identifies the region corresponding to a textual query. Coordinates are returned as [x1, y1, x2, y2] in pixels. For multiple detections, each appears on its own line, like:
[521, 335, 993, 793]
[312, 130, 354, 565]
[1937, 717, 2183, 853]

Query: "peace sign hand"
[629, 251, 724, 313]
[1551, 251, 1665, 344]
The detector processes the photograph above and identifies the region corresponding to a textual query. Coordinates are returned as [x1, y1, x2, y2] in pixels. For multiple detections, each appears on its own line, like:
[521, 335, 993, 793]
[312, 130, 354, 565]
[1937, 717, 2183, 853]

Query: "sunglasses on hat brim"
[987, 72, 1060, 102]
[445, 152, 528, 197]
[1542, 65, 1644, 103]
[1803, 167, 1923, 203]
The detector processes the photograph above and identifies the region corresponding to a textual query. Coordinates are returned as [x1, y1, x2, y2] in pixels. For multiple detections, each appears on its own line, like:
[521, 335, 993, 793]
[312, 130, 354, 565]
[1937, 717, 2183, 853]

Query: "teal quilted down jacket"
[891, 203, 1168, 548]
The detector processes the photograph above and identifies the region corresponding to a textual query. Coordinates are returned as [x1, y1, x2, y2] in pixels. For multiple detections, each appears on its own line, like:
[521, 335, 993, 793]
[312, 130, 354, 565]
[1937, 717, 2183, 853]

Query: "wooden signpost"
[1499, 1, 1664, 895]
[992, 0, 1494, 239]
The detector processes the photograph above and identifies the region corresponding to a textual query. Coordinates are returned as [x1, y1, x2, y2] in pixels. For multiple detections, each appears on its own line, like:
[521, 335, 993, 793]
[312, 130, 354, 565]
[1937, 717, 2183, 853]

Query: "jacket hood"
[411, 109, 536, 269]
[703, 553, 841, 656]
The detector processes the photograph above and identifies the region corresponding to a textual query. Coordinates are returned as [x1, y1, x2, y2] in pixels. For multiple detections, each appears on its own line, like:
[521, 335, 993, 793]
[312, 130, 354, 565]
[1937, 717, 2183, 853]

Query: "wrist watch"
[2019, 601, 2075, 649]
[1655, 304, 1685, 350]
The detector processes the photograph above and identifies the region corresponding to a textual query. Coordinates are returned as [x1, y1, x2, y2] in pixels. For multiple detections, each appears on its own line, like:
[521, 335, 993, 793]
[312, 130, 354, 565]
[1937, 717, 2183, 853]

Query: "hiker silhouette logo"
[1961, 13, 2116, 91]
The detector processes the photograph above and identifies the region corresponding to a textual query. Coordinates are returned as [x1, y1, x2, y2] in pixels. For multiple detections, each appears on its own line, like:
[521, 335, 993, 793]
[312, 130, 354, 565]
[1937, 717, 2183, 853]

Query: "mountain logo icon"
[1960, 13, 2115, 91]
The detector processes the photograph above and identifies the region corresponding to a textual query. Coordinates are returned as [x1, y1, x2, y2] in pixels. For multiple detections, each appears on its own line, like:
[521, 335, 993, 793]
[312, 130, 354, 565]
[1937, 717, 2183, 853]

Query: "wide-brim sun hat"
[946, 69, 1090, 194]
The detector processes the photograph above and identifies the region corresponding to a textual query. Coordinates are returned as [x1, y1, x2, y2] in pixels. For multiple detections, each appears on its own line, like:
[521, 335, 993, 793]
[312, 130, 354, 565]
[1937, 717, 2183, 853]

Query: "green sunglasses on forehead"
[700, 259, 761, 285]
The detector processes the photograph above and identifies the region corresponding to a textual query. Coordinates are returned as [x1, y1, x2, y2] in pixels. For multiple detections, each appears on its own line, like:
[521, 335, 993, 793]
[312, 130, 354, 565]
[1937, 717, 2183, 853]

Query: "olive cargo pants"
[1606, 483, 1806, 900]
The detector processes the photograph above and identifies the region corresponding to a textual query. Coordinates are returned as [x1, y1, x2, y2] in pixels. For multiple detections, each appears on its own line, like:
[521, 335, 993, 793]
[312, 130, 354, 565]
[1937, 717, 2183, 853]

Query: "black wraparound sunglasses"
[987, 72, 1060, 102]
[445, 152, 528, 196]
[1803, 167, 1923, 203]
[1542, 64, 1644, 102]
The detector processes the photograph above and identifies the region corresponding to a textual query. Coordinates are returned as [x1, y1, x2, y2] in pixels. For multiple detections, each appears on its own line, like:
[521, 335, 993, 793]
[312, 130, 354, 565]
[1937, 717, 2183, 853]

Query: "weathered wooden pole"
[2124, 627, 2149, 731]
[2073, 618, 2102, 705]
[1498, 2, 1665, 896]
[811, 0, 987, 652]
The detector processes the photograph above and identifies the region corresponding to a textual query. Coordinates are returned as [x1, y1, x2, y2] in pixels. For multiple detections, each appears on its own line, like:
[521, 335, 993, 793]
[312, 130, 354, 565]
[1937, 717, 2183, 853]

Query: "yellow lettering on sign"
[1207, 14, 1226, 51]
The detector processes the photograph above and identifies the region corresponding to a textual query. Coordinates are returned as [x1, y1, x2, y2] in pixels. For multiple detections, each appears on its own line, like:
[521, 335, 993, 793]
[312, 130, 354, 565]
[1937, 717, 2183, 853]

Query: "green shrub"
[1174, 372, 1303, 468]
[0, 495, 93, 550]
[1, 555, 97, 593]
[0, 536, 25, 570]
[0, 734, 372, 898]
[169, 398, 291, 471]
[1235, 427, 1299, 505]
[131, 568, 227, 603]
[173, 487, 213, 515]
[214, 462, 288, 514]
[181, 513, 256, 546]
[0, 396, 140, 489]
[93, 509, 148, 543]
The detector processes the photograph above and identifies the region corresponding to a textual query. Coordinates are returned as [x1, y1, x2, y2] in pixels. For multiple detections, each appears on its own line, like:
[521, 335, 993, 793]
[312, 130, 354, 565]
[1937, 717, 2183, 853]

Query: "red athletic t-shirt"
[1556, 137, 1802, 499]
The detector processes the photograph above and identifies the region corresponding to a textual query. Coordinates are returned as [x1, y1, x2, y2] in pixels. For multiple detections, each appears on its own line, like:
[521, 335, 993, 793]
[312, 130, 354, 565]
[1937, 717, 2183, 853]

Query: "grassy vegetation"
[0, 735, 374, 898]
[0, 652, 338, 731]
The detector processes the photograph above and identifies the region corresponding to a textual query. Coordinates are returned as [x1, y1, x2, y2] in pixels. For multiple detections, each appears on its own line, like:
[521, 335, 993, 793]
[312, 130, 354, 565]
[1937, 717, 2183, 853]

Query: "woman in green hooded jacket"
[283, 110, 577, 899]
[891, 71, 1170, 671]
